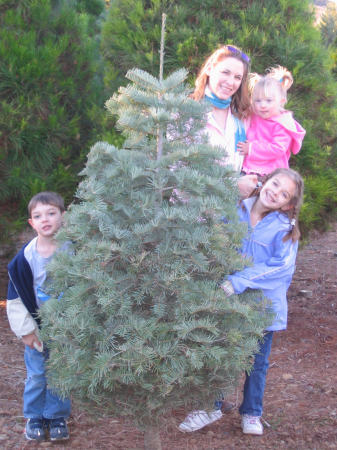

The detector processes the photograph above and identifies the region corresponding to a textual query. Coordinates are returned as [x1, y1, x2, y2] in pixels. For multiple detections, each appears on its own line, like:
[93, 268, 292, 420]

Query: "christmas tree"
[40, 16, 271, 450]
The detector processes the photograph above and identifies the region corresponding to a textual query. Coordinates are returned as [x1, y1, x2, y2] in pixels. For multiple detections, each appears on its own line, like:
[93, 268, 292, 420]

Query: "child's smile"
[258, 174, 296, 212]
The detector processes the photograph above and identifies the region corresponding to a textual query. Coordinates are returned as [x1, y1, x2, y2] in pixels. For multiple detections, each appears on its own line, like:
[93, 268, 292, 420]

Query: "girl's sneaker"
[241, 414, 263, 435]
[25, 418, 46, 441]
[178, 409, 223, 432]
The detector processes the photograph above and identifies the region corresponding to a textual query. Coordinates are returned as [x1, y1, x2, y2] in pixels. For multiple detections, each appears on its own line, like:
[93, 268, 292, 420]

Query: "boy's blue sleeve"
[7, 248, 39, 323]
[7, 278, 19, 300]
[228, 234, 298, 294]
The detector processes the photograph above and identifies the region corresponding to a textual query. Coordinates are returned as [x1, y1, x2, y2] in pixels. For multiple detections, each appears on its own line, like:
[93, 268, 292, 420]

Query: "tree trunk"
[143, 425, 162, 450]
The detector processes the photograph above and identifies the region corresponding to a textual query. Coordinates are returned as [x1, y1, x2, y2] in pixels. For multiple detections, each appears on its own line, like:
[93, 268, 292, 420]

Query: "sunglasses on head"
[226, 45, 250, 64]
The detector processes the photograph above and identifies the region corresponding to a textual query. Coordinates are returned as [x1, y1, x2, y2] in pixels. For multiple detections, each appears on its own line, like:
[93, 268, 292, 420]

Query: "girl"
[179, 168, 304, 435]
[221, 167, 304, 435]
[238, 67, 306, 177]
[192, 44, 257, 197]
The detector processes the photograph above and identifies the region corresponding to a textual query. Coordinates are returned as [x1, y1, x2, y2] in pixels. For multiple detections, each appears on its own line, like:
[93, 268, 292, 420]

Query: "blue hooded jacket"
[227, 197, 298, 331]
[7, 241, 40, 326]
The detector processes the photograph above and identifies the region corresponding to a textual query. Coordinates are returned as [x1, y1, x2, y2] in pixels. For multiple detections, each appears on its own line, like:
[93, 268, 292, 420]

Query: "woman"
[192, 44, 257, 197]
[178, 45, 259, 433]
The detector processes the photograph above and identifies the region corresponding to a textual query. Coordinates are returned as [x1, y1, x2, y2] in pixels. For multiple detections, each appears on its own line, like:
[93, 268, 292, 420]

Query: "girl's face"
[258, 174, 296, 212]
[253, 89, 284, 119]
[206, 57, 244, 100]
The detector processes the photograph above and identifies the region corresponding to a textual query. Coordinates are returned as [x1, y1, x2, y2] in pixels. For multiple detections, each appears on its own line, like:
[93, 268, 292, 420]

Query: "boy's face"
[28, 202, 64, 238]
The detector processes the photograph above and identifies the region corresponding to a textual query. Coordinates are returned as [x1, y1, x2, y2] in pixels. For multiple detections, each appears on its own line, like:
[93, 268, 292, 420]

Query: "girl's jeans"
[23, 346, 71, 419]
[239, 331, 274, 417]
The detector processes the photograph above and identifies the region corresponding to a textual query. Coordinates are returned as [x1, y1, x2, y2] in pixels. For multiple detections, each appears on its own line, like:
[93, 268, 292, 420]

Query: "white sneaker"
[241, 414, 263, 435]
[178, 409, 223, 432]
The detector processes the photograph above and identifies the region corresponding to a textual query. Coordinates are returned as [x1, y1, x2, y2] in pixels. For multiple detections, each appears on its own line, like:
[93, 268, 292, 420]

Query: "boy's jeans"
[23, 346, 71, 419]
[239, 331, 274, 417]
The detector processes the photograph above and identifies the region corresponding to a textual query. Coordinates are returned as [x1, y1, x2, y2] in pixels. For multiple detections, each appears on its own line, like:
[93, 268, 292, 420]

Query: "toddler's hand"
[237, 141, 250, 156]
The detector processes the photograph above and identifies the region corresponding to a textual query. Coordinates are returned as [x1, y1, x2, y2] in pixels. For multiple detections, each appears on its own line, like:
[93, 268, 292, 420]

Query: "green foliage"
[0, 0, 105, 234]
[320, 2, 337, 46]
[102, 0, 337, 231]
[101, 0, 243, 92]
[0, 210, 25, 243]
[319, 2, 337, 82]
[242, 0, 337, 228]
[40, 67, 272, 430]
[73, 0, 106, 16]
[301, 169, 337, 231]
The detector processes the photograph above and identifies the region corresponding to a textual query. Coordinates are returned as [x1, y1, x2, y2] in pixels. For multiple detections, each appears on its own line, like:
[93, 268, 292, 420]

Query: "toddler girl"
[238, 66, 305, 177]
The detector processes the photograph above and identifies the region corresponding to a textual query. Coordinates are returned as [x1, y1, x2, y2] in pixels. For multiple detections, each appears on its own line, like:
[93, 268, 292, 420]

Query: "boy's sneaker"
[241, 414, 263, 435]
[25, 418, 46, 441]
[178, 409, 223, 432]
[49, 417, 69, 441]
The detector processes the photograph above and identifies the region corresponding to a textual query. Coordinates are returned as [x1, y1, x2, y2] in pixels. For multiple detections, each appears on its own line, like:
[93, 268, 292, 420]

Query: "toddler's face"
[28, 202, 64, 238]
[253, 90, 284, 119]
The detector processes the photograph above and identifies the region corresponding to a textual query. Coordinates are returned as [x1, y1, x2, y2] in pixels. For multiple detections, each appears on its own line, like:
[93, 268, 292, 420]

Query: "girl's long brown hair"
[191, 45, 251, 120]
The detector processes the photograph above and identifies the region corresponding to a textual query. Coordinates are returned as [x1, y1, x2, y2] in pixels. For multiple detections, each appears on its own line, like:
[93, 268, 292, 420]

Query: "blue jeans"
[23, 346, 71, 419]
[239, 331, 274, 417]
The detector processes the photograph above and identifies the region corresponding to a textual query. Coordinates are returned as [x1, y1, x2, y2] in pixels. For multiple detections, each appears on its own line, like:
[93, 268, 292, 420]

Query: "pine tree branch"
[159, 13, 166, 83]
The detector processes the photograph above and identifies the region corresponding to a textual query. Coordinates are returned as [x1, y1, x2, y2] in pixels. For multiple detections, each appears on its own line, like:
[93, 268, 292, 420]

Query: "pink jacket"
[242, 111, 305, 175]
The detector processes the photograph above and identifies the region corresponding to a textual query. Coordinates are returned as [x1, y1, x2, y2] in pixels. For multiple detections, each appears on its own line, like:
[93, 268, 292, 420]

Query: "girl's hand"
[237, 140, 250, 156]
[220, 281, 235, 297]
[22, 332, 43, 351]
[237, 174, 259, 198]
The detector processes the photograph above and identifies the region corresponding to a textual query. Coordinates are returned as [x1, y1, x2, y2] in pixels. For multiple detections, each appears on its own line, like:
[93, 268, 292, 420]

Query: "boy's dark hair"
[28, 192, 65, 217]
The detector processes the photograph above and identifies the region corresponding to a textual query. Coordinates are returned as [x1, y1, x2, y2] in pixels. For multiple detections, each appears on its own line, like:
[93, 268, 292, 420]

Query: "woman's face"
[206, 56, 244, 100]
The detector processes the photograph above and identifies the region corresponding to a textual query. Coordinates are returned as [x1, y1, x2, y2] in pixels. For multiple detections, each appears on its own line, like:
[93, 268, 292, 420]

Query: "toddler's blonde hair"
[249, 66, 293, 106]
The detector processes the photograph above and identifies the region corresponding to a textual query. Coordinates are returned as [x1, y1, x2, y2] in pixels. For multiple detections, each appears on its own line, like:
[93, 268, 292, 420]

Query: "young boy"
[6, 192, 71, 441]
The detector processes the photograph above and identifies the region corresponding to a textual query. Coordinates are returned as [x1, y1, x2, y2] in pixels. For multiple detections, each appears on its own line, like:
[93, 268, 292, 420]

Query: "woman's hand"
[237, 174, 259, 198]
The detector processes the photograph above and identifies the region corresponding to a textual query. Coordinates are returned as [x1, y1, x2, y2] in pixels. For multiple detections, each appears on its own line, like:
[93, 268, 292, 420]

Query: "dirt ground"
[0, 224, 336, 449]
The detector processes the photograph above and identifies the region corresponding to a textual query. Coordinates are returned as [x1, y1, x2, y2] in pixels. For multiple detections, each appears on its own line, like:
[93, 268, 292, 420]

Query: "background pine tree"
[320, 2, 337, 79]
[40, 58, 272, 448]
[1, 0, 336, 242]
[320, 1, 337, 46]
[101, 0, 337, 232]
[0, 0, 105, 238]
